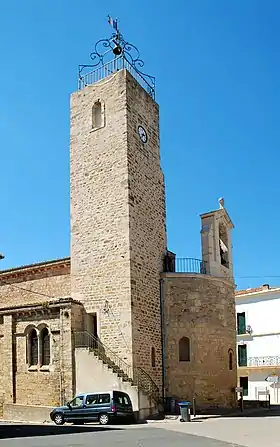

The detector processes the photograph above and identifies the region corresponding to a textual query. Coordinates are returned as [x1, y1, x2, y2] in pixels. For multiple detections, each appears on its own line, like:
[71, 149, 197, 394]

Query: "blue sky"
[0, 0, 279, 290]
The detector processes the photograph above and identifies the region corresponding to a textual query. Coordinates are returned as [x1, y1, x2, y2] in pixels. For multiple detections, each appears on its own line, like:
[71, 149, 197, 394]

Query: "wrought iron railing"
[78, 56, 155, 99]
[165, 257, 207, 274]
[74, 331, 133, 380]
[73, 331, 159, 401]
[248, 356, 280, 367]
[137, 367, 160, 402]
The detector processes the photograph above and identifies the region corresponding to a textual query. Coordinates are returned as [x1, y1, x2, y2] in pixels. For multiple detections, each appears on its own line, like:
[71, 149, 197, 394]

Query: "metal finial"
[78, 17, 155, 98]
[218, 197, 225, 209]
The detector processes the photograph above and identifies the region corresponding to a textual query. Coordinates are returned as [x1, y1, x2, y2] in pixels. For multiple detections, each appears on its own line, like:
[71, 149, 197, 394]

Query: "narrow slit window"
[92, 101, 102, 129]
[151, 347, 156, 367]
[228, 349, 233, 370]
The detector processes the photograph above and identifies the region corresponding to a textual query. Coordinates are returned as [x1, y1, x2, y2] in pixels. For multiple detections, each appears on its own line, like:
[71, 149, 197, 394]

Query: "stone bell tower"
[70, 21, 166, 387]
[200, 198, 234, 280]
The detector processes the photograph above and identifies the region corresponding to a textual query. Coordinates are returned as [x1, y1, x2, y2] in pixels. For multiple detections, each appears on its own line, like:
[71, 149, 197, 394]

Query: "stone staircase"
[73, 331, 160, 403]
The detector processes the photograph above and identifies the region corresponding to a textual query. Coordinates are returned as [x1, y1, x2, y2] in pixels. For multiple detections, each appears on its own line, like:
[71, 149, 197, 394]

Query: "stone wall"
[0, 298, 83, 412]
[162, 273, 237, 408]
[0, 259, 70, 308]
[14, 312, 61, 407]
[70, 70, 133, 364]
[126, 73, 166, 388]
[70, 68, 166, 390]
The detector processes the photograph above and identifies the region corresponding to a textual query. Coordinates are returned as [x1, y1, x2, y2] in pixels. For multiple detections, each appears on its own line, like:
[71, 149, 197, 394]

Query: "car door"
[95, 393, 111, 417]
[65, 395, 85, 422]
[83, 393, 99, 421]
[113, 391, 126, 415]
[123, 393, 133, 415]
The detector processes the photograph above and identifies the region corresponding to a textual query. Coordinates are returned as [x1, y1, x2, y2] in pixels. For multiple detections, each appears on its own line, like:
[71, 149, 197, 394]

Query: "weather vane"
[78, 16, 155, 98]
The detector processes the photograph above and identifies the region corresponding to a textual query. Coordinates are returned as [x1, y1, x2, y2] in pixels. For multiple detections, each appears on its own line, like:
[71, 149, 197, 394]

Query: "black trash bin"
[178, 401, 192, 422]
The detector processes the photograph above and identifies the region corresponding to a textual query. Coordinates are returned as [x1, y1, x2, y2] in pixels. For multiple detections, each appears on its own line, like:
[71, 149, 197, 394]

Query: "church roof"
[0, 257, 70, 282]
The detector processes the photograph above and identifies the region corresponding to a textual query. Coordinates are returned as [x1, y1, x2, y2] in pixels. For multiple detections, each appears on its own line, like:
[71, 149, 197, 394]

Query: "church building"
[0, 23, 237, 422]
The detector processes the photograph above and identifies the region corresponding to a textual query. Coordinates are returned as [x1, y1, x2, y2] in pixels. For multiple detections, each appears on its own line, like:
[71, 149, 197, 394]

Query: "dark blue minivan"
[50, 390, 134, 425]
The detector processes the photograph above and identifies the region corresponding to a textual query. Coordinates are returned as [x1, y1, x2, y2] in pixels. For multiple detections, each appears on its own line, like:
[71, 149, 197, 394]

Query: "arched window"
[151, 347, 156, 368]
[29, 329, 38, 366]
[41, 327, 50, 366]
[179, 337, 190, 362]
[228, 349, 233, 370]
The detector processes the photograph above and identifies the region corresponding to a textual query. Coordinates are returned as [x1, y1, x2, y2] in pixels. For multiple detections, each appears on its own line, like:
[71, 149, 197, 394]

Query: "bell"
[113, 45, 122, 56]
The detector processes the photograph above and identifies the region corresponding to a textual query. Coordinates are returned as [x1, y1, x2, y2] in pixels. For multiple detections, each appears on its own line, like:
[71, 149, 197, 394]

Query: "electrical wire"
[0, 279, 56, 299]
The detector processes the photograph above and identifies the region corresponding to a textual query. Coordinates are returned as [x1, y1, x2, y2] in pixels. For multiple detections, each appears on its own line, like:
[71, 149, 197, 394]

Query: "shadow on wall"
[0, 424, 123, 439]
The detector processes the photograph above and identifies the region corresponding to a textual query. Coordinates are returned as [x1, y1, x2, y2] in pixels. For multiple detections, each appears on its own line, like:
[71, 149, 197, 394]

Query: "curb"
[146, 407, 277, 424]
[0, 418, 53, 425]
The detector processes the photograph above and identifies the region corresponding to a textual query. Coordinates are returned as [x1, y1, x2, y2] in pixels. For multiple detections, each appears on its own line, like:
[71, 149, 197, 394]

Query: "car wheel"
[99, 413, 109, 425]
[54, 413, 64, 425]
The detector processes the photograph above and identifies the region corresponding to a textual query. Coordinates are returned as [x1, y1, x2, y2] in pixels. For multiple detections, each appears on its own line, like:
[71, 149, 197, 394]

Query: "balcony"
[248, 356, 280, 367]
[163, 254, 207, 275]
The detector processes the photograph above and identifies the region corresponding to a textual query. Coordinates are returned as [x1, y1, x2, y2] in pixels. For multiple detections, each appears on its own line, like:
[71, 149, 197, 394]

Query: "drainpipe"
[160, 278, 166, 404]
[59, 308, 64, 406]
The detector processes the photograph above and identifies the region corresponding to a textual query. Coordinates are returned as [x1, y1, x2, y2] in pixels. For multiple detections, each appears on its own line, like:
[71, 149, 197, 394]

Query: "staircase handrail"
[135, 367, 160, 401]
[73, 330, 160, 401]
[74, 330, 133, 380]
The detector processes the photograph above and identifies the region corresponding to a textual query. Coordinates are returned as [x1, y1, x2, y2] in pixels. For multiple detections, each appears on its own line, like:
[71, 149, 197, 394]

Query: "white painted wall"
[237, 291, 280, 336]
[236, 288, 280, 404]
[238, 334, 280, 359]
[247, 370, 280, 404]
[75, 348, 158, 420]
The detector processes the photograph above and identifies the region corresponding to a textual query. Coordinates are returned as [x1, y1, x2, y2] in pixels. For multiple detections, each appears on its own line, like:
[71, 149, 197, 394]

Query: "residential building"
[236, 285, 280, 404]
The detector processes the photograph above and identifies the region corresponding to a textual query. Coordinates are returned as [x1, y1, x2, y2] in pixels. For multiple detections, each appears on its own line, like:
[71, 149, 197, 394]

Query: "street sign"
[235, 387, 243, 393]
[265, 375, 280, 383]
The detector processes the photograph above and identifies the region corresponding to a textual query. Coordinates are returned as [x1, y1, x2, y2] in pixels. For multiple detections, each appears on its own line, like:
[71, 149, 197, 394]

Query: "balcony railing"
[248, 356, 280, 367]
[164, 256, 207, 275]
[78, 56, 155, 99]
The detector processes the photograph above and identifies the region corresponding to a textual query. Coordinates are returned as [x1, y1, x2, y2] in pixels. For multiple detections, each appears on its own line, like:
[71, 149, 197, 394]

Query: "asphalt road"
[0, 423, 240, 447]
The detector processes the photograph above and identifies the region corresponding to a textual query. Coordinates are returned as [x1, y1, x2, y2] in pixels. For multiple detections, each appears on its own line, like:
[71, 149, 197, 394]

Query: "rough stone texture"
[70, 69, 166, 387]
[14, 311, 61, 407]
[201, 208, 234, 280]
[0, 258, 71, 308]
[0, 259, 74, 410]
[0, 297, 84, 412]
[126, 74, 166, 386]
[162, 273, 237, 408]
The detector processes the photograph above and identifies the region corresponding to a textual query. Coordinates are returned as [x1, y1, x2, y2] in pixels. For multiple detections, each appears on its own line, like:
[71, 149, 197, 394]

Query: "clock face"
[138, 125, 148, 144]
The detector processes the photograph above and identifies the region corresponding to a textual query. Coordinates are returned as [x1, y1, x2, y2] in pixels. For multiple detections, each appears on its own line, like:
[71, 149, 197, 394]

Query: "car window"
[98, 393, 111, 404]
[85, 394, 98, 406]
[124, 394, 132, 405]
[113, 391, 124, 404]
[70, 396, 84, 407]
